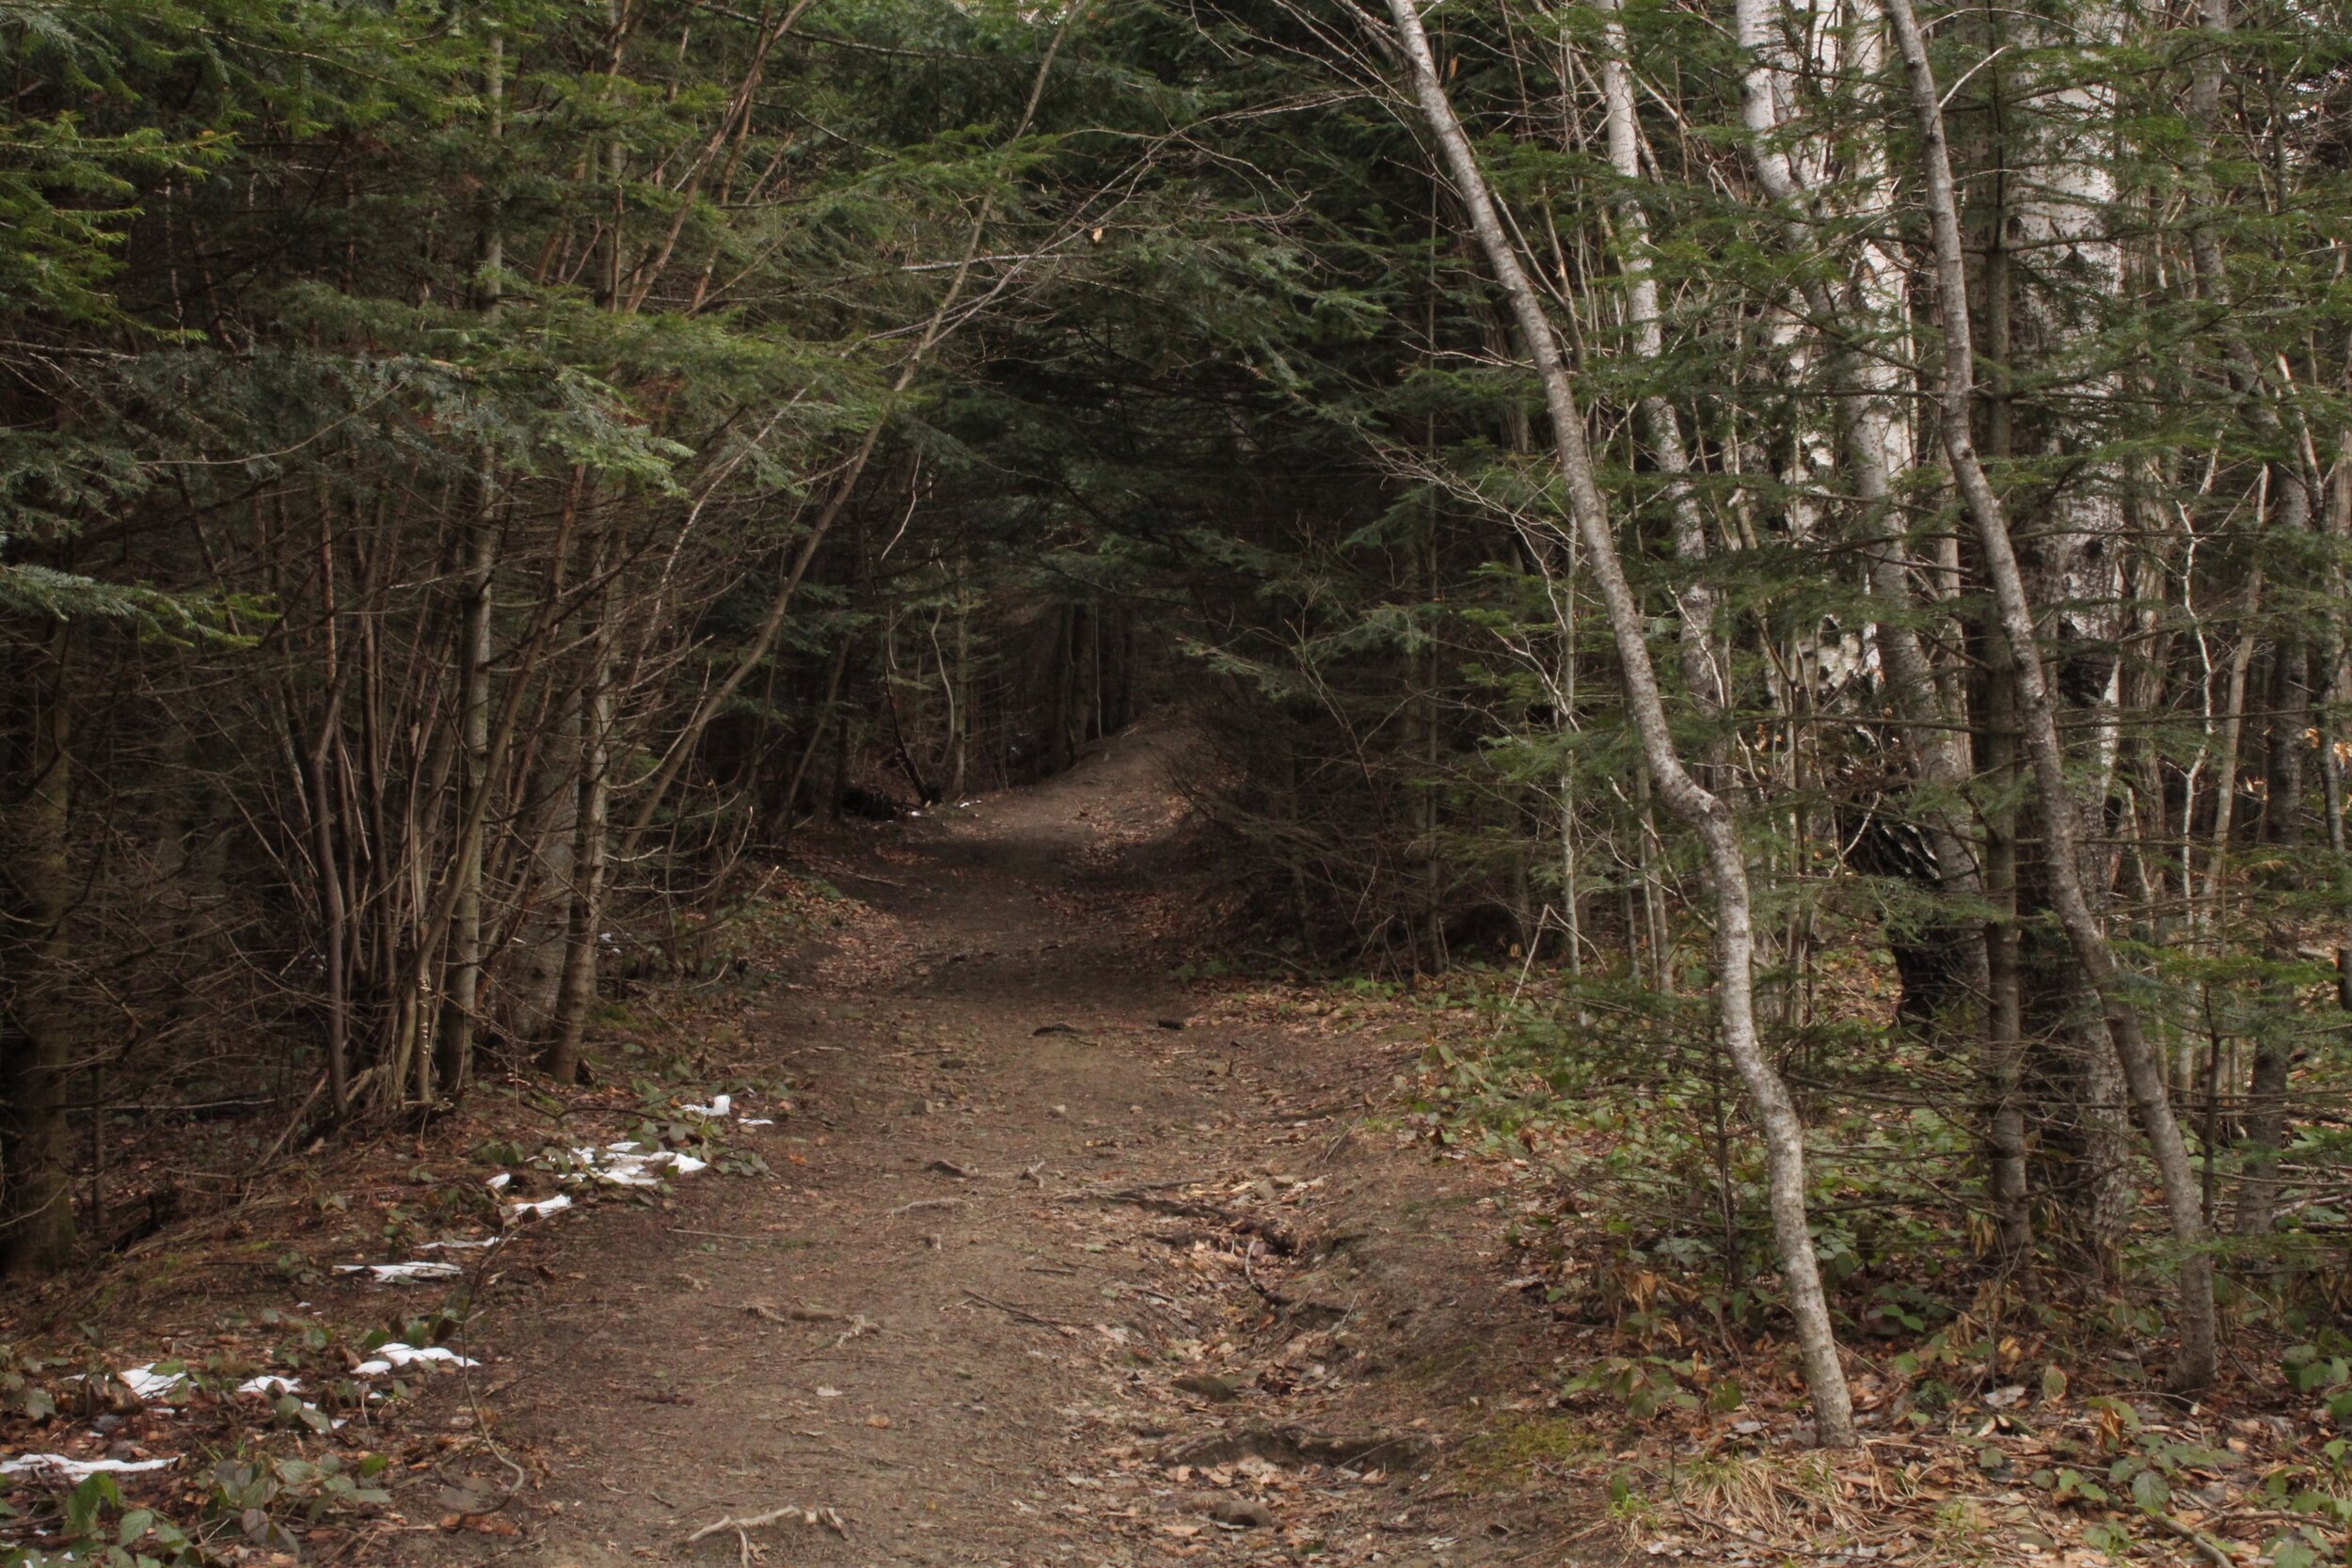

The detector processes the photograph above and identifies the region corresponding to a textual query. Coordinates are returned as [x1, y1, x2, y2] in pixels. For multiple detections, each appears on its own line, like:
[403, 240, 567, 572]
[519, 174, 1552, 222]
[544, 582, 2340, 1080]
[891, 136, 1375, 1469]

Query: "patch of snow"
[416, 1238, 497, 1251]
[353, 1342, 478, 1377]
[680, 1093, 732, 1118]
[557, 1144, 707, 1187]
[485, 1172, 513, 1192]
[336, 1260, 465, 1283]
[238, 1375, 302, 1397]
[119, 1366, 187, 1401]
[741, 1118, 775, 1128]
[3, 1453, 175, 1481]
[505, 1194, 570, 1219]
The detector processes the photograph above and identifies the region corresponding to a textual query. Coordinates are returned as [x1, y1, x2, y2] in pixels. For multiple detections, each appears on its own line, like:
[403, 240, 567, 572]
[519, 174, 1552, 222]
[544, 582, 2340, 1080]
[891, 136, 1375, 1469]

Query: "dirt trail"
[418, 723, 1604, 1568]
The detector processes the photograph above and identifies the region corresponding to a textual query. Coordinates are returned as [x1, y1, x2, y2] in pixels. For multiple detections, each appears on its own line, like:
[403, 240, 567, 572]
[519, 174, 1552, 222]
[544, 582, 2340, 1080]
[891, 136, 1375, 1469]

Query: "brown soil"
[402, 721, 1616, 1568]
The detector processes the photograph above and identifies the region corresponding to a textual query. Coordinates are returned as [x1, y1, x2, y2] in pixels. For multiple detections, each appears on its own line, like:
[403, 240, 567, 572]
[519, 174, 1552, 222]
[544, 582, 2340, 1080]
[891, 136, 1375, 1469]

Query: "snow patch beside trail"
[557, 1142, 707, 1187]
[47, 1085, 771, 1450]
[353, 1343, 477, 1376]
[336, 1260, 464, 1283]
[3, 1454, 175, 1481]
[119, 1366, 186, 1402]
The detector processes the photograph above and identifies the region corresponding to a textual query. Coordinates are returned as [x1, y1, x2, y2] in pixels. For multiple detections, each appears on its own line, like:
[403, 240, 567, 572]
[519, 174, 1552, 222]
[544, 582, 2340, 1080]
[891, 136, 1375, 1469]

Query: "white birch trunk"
[1884, 0, 2218, 1387]
[1384, 0, 1857, 1446]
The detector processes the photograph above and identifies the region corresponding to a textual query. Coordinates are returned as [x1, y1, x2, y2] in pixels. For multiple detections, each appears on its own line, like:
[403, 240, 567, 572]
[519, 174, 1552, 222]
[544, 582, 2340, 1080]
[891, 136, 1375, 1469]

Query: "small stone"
[1211, 1497, 1274, 1529]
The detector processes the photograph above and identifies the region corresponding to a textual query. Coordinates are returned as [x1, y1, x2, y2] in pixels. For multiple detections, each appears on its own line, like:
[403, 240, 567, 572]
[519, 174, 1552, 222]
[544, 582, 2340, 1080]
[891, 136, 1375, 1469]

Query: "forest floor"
[385, 718, 1617, 1568]
[8, 720, 2338, 1568]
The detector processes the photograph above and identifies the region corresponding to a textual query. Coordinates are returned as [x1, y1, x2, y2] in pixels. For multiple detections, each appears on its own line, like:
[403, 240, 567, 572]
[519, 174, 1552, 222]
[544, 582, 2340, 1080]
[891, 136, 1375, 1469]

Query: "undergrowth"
[1360, 956, 2352, 1568]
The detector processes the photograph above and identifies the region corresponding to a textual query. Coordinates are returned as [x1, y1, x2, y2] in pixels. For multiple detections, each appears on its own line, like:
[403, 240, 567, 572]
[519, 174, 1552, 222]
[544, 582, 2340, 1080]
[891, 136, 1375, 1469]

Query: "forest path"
[416, 721, 1601, 1568]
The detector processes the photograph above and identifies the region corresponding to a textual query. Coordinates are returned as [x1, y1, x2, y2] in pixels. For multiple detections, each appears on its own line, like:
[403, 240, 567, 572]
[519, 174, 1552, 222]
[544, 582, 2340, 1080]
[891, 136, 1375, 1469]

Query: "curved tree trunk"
[1730, 0, 2020, 1248]
[1883, 0, 2217, 1389]
[1382, 0, 1857, 1447]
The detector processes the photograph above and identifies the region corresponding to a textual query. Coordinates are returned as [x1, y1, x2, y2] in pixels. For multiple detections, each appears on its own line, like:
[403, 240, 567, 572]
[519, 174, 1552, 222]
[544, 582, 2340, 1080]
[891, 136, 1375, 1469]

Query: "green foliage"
[0, 1345, 60, 1422]
[1560, 1354, 1737, 1420]
[0, 1464, 204, 1568]
[208, 1451, 389, 1552]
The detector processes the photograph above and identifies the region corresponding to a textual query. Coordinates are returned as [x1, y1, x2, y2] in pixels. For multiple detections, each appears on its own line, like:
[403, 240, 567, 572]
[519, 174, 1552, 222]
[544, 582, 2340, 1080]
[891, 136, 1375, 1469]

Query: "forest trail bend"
[414, 723, 1600, 1568]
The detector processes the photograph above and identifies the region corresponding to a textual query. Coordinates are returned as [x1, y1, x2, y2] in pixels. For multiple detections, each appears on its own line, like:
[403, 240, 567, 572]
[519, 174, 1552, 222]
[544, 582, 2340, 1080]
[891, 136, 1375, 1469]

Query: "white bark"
[1735, 0, 2023, 1243]
[1883, 0, 2218, 1389]
[1596, 0, 1720, 721]
[1383, 0, 1856, 1446]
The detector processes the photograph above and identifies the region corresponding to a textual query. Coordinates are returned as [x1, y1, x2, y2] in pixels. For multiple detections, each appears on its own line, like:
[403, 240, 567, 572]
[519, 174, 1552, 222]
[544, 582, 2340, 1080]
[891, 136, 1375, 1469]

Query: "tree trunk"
[1382, 0, 1856, 1445]
[437, 482, 498, 1095]
[1733, 0, 1994, 1082]
[780, 633, 852, 845]
[512, 663, 580, 1043]
[1, 616, 79, 1275]
[545, 599, 614, 1085]
[1597, 0, 1721, 730]
[440, 35, 507, 1097]
[2236, 632, 2307, 1235]
[1884, 0, 2217, 1388]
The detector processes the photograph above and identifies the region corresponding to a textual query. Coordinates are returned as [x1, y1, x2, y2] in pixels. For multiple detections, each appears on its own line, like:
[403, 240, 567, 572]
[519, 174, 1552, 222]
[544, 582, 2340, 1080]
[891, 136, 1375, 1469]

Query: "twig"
[746, 1300, 855, 1326]
[1317, 1116, 1364, 1166]
[962, 1291, 1073, 1329]
[2149, 1509, 2235, 1568]
[1240, 1242, 1290, 1308]
[1671, 1505, 1852, 1560]
[887, 1196, 965, 1216]
[685, 1505, 848, 1546]
[453, 1233, 527, 1499]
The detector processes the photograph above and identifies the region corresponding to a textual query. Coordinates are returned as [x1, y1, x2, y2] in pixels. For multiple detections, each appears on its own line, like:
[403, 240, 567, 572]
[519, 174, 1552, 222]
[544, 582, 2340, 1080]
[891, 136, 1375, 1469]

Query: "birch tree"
[1883, 0, 2220, 1387]
[1381, 0, 1858, 1445]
